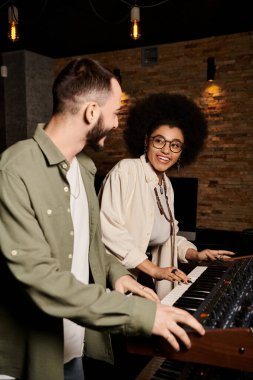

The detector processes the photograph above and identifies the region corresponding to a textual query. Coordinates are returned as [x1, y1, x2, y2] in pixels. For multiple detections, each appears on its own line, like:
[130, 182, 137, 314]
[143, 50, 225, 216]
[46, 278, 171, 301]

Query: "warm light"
[130, 6, 141, 40]
[202, 83, 225, 117]
[9, 21, 19, 42]
[8, 6, 19, 42]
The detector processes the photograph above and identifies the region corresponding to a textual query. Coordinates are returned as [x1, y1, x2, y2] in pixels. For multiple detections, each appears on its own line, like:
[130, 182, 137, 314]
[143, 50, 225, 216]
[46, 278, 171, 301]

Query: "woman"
[98, 93, 234, 299]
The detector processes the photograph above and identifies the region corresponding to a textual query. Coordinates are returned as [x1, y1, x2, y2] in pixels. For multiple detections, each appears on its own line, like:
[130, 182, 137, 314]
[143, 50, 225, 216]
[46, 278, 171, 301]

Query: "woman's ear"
[84, 102, 100, 125]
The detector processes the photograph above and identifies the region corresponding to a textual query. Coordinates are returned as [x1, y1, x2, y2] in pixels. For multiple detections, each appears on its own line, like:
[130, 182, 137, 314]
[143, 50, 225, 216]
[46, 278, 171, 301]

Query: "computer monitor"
[169, 177, 198, 242]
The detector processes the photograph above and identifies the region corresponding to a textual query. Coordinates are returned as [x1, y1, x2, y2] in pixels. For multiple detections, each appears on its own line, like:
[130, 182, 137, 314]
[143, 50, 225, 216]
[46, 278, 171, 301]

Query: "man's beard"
[86, 114, 112, 152]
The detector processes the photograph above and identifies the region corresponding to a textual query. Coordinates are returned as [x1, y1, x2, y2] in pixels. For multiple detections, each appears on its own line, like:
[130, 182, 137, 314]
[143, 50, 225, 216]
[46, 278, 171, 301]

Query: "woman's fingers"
[168, 268, 191, 284]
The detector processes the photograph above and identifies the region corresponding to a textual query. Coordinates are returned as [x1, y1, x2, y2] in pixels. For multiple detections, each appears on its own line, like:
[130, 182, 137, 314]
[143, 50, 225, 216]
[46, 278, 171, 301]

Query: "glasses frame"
[149, 135, 184, 153]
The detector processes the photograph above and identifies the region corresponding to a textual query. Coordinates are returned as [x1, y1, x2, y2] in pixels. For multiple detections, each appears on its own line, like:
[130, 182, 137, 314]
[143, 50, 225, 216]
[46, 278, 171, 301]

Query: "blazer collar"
[140, 154, 159, 186]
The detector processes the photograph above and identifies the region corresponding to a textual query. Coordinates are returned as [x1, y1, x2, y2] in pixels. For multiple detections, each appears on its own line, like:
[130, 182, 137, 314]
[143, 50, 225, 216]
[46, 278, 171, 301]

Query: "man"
[0, 58, 205, 380]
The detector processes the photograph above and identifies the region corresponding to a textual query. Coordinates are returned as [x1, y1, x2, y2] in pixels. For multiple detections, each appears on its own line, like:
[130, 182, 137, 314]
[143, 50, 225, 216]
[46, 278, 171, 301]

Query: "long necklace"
[71, 169, 80, 199]
[154, 176, 174, 226]
[158, 182, 164, 194]
[154, 175, 176, 257]
[68, 158, 80, 199]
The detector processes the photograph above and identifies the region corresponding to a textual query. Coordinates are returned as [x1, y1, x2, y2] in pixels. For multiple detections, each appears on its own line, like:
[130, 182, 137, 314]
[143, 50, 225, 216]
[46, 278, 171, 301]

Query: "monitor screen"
[169, 177, 198, 242]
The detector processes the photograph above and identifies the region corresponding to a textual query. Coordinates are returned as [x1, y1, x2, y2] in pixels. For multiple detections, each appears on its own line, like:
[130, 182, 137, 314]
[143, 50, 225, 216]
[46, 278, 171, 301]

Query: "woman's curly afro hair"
[124, 92, 208, 166]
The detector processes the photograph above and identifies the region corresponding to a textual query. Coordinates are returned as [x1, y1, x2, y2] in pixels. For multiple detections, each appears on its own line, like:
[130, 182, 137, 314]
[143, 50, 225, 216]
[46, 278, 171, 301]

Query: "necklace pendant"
[160, 186, 163, 195]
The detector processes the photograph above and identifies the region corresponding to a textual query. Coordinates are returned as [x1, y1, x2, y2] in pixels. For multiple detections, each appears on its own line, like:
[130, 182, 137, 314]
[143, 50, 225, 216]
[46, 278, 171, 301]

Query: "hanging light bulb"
[8, 5, 19, 42]
[130, 6, 141, 40]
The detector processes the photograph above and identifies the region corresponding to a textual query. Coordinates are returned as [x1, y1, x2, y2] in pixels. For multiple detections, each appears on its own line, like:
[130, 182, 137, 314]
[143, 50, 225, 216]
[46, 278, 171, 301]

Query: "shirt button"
[62, 163, 68, 169]
[47, 209, 52, 215]
[70, 231, 74, 236]
[68, 254, 73, 259]
[11, 250, 18, 256]
[64, 186, 69, 192]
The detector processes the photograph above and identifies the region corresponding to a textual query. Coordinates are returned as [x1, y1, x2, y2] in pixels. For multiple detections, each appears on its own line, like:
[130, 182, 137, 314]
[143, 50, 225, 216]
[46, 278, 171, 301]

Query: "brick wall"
[54, 32, 253, 232]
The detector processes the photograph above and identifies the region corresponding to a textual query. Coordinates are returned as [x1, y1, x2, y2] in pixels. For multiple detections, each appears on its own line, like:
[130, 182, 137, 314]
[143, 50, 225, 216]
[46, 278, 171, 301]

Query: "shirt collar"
[140, 154, 159, 185]
[33, 123, 65, 166]
[33, 123, 97, 175]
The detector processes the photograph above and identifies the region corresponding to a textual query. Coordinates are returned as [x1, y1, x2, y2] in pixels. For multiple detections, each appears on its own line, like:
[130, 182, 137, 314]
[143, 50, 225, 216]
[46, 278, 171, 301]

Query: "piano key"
[161, 265, 229, 307]
[161, 266, 208, 306]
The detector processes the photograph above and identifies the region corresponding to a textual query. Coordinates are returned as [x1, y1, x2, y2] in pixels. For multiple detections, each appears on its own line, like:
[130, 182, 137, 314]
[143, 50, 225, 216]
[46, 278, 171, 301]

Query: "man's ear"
[84, 102, 100, 125]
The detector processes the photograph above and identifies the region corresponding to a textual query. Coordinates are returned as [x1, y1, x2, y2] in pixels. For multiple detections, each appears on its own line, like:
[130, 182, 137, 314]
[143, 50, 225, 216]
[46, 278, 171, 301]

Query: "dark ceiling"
[0, 0, 252, 59]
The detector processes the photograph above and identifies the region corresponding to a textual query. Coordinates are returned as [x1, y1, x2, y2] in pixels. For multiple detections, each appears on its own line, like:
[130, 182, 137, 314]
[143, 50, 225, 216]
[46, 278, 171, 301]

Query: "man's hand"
[115, 275, 160, 302]
[152, 303, 205, 351]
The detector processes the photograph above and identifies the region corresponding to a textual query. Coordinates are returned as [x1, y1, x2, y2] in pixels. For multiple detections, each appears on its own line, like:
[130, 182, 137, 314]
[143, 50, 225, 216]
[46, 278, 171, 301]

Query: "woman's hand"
[154, 266, 191, 284]
[138, 259, 190, 284]
[186, 248, 235, 262]
[114, 275, 160, 302]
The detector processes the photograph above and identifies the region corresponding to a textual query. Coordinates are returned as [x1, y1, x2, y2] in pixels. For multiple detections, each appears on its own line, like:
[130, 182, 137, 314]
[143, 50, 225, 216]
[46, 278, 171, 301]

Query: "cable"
[88, 0, 129, 25]
[88, 0, 170, 25]
[0, 0, 10, 10]
[119, 0, 170, 8]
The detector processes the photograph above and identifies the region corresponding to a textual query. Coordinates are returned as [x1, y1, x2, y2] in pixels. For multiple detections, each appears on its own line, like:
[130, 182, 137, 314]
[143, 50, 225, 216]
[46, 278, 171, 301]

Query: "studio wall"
[54, 31, 253, 232]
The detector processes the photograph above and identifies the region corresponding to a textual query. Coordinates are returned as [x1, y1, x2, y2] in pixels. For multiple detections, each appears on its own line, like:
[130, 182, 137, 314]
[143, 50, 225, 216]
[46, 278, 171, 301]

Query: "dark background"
[0, 0, 252, 59]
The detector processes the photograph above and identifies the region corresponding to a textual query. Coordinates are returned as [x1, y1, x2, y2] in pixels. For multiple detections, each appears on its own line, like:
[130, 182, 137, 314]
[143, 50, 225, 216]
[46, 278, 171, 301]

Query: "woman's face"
[146, 125, 184, 175]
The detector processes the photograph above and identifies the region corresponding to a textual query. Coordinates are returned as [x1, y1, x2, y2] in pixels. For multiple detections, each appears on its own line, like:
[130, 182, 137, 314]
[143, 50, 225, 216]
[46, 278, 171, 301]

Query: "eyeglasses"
[150, 135, 184, 153]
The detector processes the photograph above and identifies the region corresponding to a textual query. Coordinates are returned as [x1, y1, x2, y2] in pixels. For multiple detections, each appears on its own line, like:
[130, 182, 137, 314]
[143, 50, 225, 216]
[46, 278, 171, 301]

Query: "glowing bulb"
[8, 6, 19, 42]
[130, 6, 141, 40]
[9, 21, 19, 42]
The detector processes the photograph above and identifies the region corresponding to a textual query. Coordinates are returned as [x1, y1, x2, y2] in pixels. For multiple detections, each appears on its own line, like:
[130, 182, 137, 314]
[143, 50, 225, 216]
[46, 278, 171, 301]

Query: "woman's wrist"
[186, 248, 199, 261]
[138, 259, 157, 277]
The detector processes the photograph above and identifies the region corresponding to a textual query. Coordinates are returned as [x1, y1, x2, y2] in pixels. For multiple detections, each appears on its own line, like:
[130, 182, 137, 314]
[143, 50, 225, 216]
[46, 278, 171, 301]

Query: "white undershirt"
[149, 184, 171, 247]
[64, 157, 89, 364]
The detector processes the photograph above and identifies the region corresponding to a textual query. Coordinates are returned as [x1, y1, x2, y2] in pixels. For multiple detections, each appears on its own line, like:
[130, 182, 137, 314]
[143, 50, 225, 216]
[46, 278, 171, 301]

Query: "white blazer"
[99, 155, 197, 299]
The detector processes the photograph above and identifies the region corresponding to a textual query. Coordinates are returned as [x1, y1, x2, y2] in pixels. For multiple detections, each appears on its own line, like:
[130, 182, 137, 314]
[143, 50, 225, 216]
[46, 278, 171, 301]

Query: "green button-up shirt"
[0, 124, 156, 380]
